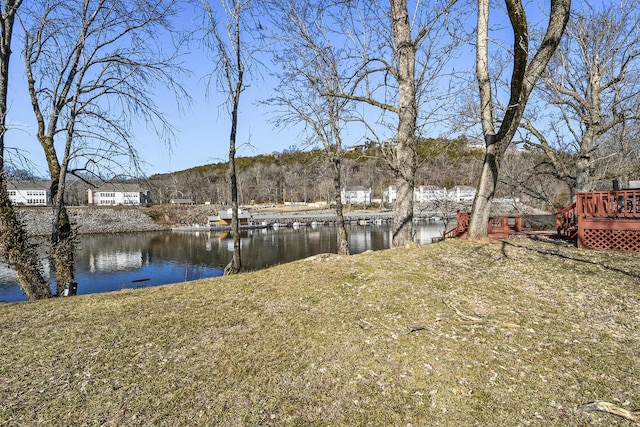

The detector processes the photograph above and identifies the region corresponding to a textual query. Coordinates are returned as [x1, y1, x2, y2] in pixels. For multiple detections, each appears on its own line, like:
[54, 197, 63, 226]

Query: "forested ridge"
[147, 137, 573, 211]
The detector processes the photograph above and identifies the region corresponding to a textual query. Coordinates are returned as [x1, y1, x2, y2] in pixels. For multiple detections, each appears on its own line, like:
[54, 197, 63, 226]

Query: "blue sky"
[4, 0, 315, 178]
[129, 68, 303, 175]
[4, 0, 583, 178]
[5, 44, 305, 177]
[4, 0, 465, 178]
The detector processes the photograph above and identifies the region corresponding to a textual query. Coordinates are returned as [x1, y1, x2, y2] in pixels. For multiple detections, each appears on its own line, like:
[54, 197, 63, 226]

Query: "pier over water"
[212, 210, 449, 229]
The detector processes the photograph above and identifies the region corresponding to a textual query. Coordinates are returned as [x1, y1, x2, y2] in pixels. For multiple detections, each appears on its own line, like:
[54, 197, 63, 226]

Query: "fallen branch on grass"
[579, 400, 639, 424]
[442, 300, 485, 322]
[442, 299, 521, 328]
[357, 318, 436, 336]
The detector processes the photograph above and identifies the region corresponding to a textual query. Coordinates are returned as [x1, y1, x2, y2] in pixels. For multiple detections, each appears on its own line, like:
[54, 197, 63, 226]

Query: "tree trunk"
[468, 0, 571, 239]
[48, 124, 77, 295]
[575, 154, 592, 194]
[33, 132, 76, 295]
[575, 132, 595, 193]
[392, 172, 415, 246]
[224, 77, 243, 275]
[224, 152, 241, 275]
[51, 183, 75, 295]
[0, 0, 50, 300]
[391, 0, 417, 247]
[332, 154, 350, 255]
[224, 159, 241, 275]
[468, 142, 500, 240]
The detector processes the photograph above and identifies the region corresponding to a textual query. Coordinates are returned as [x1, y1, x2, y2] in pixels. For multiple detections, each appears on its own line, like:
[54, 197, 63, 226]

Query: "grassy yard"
[1, 238, 639, 426]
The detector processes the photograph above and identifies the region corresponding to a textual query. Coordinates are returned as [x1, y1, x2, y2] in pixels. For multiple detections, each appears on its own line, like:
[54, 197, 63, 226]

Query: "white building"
[341, 187, 372, 205]
[414, 185, 447, 203]
[384, 185, 476, 204]
[7, 180, 51, 206]
[87, 183, 150, 206]
[448, 186, 476, 203]
[383, 186, 397, 204]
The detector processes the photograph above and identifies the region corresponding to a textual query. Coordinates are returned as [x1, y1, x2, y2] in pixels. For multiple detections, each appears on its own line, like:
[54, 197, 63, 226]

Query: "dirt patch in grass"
[1, 239, 639, 425]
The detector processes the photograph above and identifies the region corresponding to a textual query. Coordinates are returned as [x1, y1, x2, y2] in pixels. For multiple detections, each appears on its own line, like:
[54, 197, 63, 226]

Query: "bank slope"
[1, 239, 639, 425]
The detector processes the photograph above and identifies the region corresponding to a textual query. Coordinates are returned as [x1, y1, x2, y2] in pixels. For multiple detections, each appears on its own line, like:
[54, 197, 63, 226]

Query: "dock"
[200, 210, 449, 231]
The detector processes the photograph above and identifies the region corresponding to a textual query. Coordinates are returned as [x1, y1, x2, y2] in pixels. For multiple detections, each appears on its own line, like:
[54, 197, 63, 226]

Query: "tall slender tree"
[22, 0, 186, 295]
[200, 0, 262, 274]
[389, 0, 419, 247]
[267, 0, 360, 255]
[0, 0, 50, 300]
[467, 0, 570, 240]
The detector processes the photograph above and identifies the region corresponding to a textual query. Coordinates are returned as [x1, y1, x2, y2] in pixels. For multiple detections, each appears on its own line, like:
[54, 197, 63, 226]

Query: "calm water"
[0, 223, 446, 303]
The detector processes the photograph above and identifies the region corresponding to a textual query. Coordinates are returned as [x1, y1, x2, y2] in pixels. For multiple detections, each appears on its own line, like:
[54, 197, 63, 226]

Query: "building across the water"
[208, 209, 253, 227]
[87, 183, 150, 206]
[7, 180, 51, 206]
[341, 187, 372, 206]
[384, 185, 477, 204]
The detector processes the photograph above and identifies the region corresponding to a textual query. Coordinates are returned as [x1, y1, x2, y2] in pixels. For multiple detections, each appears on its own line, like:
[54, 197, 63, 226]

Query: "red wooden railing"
[556, 202, 577, 239]
[555, 190, 640, 252]
[577, 191, 640, 219]
[444, 211, 469, 238]
[487, 216, 523, 239]
[444, 212, 522, 240]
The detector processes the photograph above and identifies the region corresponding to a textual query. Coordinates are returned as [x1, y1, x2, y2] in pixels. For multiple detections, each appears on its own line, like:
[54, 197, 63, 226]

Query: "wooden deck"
[556, 190, 640, 252]
[444, 212, 523, 240]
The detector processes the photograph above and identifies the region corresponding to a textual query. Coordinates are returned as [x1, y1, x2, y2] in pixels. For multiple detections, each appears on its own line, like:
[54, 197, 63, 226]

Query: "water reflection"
[0, 223, 445, 303]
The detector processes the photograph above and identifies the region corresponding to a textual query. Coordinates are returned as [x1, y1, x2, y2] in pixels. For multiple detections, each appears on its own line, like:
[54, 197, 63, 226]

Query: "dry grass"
[1, 238, 639, 426]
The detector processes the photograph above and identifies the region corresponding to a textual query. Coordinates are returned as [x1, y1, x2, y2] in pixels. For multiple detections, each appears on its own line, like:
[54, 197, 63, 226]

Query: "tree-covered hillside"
[146, 137, 569, 211]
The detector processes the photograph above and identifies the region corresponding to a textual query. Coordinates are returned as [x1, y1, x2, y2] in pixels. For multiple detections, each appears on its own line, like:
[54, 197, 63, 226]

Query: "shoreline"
[17, 206, 169, 236]
[15, 204, 555, 237]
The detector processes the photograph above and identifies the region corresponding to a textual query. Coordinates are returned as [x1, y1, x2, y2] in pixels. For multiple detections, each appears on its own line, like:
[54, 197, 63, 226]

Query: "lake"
[0, 222, 446, 303]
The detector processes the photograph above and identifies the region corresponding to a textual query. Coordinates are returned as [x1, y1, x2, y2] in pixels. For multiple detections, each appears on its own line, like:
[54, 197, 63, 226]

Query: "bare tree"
[467, 0, 570, 240]
[200, 0, 262, 274]
[522, 0, 640, 196]
[21, 0, 186, 296]
[0, 0, 51, 300]
[389, 0, 420, 247]
[267, 1, 357, 254]
[266, 0, 461, 247]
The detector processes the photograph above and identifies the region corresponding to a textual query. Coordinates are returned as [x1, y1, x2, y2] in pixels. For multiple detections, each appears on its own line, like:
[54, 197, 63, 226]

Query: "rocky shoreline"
[15, 203, 555, 237]
[17, 207, 169, 236]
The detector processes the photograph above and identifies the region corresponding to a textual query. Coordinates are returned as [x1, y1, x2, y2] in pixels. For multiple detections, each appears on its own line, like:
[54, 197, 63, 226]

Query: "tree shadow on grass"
[500, 239, 640, 282]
